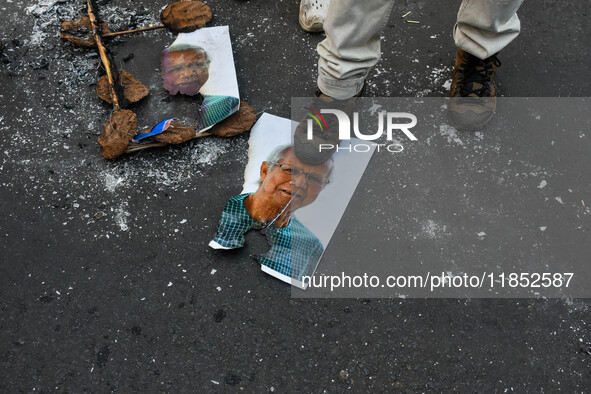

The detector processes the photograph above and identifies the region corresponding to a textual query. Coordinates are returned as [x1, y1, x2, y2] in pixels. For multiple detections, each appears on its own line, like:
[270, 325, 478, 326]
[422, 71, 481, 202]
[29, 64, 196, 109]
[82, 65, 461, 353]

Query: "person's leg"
[448, 0, 525, 131]
[294, 0, 394, 163]
[454, 0, 524, 59]
[317, 0, 395, 100]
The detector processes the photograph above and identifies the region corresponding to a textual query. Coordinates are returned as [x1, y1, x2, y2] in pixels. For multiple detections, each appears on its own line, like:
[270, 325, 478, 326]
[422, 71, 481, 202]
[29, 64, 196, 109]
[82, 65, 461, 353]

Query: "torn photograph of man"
[161, 43, 211, 96]
[209, 145, 333, 282]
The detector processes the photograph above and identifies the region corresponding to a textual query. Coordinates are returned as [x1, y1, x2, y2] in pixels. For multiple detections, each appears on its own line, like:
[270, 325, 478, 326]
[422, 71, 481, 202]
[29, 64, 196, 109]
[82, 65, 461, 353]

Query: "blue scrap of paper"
[133, 118, 175, 142]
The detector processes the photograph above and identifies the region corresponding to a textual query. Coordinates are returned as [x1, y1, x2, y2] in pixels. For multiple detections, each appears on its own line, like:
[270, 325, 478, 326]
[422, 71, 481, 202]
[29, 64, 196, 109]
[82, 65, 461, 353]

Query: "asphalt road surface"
[1, 0, 590, 392]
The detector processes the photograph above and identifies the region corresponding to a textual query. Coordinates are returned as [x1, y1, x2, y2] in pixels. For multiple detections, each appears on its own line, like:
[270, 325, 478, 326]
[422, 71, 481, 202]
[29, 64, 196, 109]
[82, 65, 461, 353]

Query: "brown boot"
[448, 49, 501, 131]
[293, 86, 363, 165]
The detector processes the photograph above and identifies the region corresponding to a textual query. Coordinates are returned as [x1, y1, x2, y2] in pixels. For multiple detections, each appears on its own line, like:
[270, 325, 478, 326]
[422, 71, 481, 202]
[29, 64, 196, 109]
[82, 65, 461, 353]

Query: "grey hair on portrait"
[264, 144, 334, 182]
[161, 44, 210, 64]
[265, 145, 294, 166]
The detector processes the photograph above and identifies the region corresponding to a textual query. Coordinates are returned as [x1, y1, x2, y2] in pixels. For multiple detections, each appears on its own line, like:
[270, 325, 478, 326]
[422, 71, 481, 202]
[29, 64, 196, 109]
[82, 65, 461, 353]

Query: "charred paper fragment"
[208, 101, 257, 137]
[60, 17, 111, 48]
[98, 109, 137, 159]
[153, 121, 197, 144]
[96, 70, 149, 105]
[161, 1, 213, 33]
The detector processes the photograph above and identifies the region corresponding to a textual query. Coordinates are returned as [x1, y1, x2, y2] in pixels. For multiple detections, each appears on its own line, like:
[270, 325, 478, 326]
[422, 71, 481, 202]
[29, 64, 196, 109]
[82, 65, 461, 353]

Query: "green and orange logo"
[304, 107, 329, 133]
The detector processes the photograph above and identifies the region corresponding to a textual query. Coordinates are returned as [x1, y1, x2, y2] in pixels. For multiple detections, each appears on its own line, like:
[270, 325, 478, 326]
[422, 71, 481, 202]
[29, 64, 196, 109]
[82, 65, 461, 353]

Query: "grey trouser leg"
[454, 0, 525, 59]
[317, 0, 395, 99]
[317, 0, 524, 99]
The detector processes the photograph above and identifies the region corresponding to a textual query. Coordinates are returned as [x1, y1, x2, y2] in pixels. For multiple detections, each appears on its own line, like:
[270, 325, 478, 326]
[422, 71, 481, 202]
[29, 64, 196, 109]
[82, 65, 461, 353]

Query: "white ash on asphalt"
[1, 0, 250, 239]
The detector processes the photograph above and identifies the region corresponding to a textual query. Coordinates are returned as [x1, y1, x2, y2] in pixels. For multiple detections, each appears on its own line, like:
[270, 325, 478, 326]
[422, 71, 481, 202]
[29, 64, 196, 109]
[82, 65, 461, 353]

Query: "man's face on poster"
[161, 47, 210, 96]
[259, 148, 332, 211]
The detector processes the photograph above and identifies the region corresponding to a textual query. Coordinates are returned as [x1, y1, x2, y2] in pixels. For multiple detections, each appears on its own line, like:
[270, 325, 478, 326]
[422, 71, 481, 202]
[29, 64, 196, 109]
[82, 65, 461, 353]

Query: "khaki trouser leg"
[317, 0, 395, 99]
[317, 0, 525, 98]
[454, 0, 525, 59]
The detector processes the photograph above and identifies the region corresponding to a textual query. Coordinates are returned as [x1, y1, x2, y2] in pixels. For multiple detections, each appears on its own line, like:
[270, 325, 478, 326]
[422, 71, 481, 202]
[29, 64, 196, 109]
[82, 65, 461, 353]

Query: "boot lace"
[458, 54, 501, 97]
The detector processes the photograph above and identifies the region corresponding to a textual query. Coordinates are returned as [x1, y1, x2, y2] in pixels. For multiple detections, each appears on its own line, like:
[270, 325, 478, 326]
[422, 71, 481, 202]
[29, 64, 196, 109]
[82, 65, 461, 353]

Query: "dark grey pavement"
[1, 0, 590, 392]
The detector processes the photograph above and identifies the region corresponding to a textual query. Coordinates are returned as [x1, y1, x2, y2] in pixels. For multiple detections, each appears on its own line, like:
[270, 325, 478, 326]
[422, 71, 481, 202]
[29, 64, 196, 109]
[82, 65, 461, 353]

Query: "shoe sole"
[448, 113, 494, 131]
[447, 96, 497, 132]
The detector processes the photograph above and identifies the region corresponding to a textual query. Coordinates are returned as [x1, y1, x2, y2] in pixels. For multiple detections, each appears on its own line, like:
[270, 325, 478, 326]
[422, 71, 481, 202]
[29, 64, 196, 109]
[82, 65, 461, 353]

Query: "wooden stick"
[86, 0, 121, 110]
[102, 24, 165, 38]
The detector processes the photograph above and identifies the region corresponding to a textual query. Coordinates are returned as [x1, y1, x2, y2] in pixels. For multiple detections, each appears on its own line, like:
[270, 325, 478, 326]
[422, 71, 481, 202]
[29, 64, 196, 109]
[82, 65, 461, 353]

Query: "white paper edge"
[209, 240, 237, 250]
[172, 26, 240, 100]
[261, 265, 307, 290]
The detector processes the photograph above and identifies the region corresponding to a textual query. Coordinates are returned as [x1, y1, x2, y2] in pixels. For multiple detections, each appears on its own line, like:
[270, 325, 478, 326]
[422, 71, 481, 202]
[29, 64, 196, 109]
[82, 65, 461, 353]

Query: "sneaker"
[299, 0, 330, 33]
[293, 86, 363, 164]
[448, 49, 501, 131]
